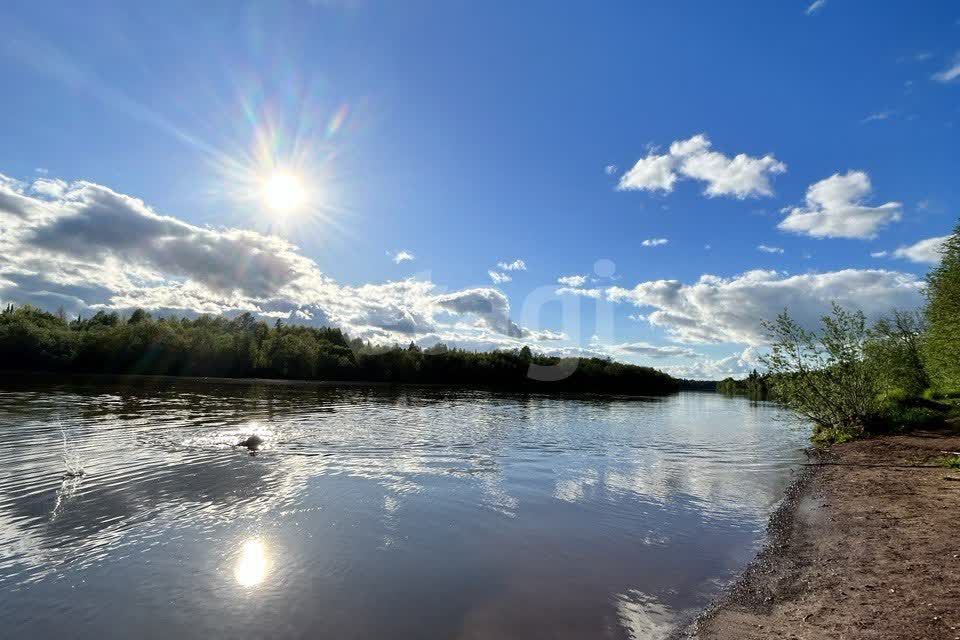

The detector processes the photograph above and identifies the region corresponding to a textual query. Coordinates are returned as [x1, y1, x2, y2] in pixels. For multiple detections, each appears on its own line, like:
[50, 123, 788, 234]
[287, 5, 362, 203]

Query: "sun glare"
[234, 539, 269, 587]
[261, 171, 307, 214]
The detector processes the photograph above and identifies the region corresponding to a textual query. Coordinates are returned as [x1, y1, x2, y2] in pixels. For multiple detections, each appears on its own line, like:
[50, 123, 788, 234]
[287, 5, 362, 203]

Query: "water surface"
[0, 378, 808, 639]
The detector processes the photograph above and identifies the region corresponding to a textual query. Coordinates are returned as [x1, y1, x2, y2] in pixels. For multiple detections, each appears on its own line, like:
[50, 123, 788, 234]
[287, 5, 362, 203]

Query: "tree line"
[716, 369, 770, 400]
[0, 305, 680, 395]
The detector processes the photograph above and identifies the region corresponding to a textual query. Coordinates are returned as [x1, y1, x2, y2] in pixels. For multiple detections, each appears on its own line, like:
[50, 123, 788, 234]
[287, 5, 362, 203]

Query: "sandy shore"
[680, 429, 960, 640]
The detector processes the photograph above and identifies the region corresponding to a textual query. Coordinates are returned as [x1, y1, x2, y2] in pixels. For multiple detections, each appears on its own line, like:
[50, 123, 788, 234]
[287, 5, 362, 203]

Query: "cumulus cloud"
[606, 341, 698, 359]
[617, 134, 786, 199]
[488, 270, 512, 284]
[618, 153, 678, 193]
[607, 269, 925, 345]
[757, 244, 784, 254]
[390, 250, 415, 264]
[497, 259, 527, 271]
[0, 175, 49, 219]
[641, 238, 669, 247]
[932, 53, 960, 83]
[30, 178, 68, 198]
[661, 348, 763, 380]
[526, 329, 567, 341]
[435, 288, 524, 337]
[778, 171, 902, 239]
[21, 181, 314, 298]
[891, 235, 949, 264]
[557, 274, 588, 287]
[0, 171, 553, 350]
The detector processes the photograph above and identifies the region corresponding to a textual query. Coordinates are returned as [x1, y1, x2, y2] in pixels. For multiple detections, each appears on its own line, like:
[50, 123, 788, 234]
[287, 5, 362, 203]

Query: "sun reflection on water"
[234, 539, 268, 587]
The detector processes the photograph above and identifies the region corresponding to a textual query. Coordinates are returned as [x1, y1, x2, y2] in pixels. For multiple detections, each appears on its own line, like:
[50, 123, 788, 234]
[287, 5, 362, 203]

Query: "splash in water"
[60, 425, 85, 478]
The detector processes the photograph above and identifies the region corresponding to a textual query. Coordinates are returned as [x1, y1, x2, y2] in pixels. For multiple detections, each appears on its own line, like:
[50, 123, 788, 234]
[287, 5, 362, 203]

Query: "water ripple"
[0, 379, 807, 639]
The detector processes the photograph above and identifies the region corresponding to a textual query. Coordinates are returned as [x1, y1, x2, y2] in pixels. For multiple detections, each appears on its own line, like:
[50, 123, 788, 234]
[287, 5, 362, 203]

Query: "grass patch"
[811, 425, 858, 445]
[935, 455, 960, 469]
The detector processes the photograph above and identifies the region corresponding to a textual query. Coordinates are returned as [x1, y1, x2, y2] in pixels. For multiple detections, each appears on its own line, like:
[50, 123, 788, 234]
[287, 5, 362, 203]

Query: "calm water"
[0, 378, 808, 639]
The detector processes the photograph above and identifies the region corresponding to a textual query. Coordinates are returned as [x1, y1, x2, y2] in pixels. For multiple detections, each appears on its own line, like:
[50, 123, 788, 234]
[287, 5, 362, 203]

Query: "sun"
[261, 171, 307, 214]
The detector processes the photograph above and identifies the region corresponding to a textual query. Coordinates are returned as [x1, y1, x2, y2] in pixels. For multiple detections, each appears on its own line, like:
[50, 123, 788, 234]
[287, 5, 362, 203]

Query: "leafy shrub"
[762, 304, 947, 443]
[762, 304, 879, 442]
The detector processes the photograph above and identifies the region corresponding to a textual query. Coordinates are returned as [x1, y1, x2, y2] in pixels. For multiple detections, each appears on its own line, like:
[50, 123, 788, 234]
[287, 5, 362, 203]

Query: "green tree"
[0, 302, 682, 395]
[127, 308, 151, 324]
[923, 221, 960, 395]
[865, 309, 928, 398]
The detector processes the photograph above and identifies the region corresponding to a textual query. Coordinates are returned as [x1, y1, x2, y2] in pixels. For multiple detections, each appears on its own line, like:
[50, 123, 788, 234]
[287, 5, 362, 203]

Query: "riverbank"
[682, 429, 960, 639]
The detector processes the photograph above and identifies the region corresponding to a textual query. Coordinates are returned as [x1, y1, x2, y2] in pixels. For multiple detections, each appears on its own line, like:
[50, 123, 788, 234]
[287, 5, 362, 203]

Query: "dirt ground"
[681, 429, 960, 640]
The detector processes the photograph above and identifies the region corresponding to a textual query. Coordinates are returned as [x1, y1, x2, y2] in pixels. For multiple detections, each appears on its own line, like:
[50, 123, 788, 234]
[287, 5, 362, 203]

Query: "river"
[0, 378, 808, 639]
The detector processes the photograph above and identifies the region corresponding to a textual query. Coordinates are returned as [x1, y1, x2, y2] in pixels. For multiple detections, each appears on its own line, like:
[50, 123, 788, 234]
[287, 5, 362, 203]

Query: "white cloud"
[805, 0, 826, 15]
[932, 53, 960, 83]
[861, 110, 895, 124]
[557, 274, 588, 287]
[605, 341, 698, 359]
[604, 165, 618, 175]
[641, 238, 669, 247]
[678, 143, 787, 199]
[30, 178, 68, 199]
[0, 171, 554, 350]
[488, 270, 512, 284]
[607, 268, 925, 345]
[871, 250, 888, 258]
[497, 259, 527, 271]
[757, 244, 784, 254]
[391, 250, 415, 264]
[891, 235, 949, 264]
[661, 348, 763, 380]
[617, 134, 786, 199]
[526, 329, 567, 341]
[555, 286, 602, 298]
[618, 153, 678, 193]
[435, 288, 524, 337]
[778, 171, 902, 239]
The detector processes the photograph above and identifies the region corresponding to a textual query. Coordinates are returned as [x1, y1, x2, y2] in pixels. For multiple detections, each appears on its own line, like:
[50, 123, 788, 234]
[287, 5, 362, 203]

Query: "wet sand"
[680, 430, 960, 640]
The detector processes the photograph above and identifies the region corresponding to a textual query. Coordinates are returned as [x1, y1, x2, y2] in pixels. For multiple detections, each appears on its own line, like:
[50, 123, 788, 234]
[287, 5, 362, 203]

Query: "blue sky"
[1, 1, 958, 377]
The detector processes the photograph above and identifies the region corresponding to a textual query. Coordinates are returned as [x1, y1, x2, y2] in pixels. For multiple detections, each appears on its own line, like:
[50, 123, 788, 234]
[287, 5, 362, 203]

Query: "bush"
[872, 393, 945, 431]
[760, 304, 950, 443]
[761, 304, 879, 441]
